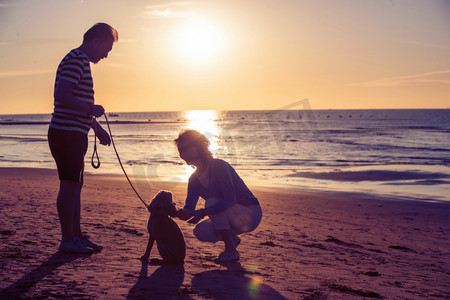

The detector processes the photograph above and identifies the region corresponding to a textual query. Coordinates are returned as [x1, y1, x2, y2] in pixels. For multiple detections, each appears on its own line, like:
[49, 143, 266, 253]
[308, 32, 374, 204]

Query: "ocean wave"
[0, 120, 187, 126]
[0, 121, 50, 125]
[317, 138, 450, 153]
[386, 179, 450, 186]
[123, 159, 183, 166]
[0, 157, 54, 163]
[353, 126, 448, 132]
[106, 135, 169, 143]
[99, 120, 186, 125]
[0, 135, 47, 142]
[286, 170, 450, 182]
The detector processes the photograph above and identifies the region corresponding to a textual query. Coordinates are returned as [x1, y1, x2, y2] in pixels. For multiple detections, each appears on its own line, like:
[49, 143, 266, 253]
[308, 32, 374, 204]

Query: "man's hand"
[96, 126, 111, 146]
[91, 105, 105, 117]
[93, 122, 111, 146]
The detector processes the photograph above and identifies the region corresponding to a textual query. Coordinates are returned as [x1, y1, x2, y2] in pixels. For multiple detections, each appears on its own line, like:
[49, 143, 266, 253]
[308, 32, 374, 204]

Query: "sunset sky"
[1, 0, 449, 114]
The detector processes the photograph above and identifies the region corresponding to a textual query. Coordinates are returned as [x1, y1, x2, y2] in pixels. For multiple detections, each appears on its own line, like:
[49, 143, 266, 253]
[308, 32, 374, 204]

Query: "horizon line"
[2, 107, 450, 116]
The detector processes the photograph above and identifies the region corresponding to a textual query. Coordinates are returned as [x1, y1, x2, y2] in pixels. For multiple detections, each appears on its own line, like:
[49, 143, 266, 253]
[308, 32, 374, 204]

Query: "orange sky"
[1, 0, 449, 114]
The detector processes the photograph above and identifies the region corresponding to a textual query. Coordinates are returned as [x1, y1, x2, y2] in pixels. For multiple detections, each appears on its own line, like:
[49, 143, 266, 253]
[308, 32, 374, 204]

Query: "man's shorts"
[48, 127, 88, 183]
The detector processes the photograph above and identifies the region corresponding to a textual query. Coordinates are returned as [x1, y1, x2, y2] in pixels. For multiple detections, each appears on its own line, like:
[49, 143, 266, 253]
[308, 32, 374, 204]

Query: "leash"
[91, 114, 148, 208]
[91, 120, 101, 169]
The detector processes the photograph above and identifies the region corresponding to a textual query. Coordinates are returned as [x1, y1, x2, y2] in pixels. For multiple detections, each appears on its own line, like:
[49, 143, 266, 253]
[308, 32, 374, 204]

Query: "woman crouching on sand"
[175, 129, 262, 262]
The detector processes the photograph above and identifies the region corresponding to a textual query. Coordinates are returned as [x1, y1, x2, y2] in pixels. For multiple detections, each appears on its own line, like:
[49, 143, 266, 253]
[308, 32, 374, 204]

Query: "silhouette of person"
[175, 130, 262, 262]
[48, 23, 118, 253]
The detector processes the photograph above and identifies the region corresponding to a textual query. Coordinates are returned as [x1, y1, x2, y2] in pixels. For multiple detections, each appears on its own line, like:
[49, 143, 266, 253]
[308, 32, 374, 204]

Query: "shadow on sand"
[191, 262, 286, 299]
[0, 251, 90, 299]
[127, 261, 188, 299]
[126, 261, 285, 299]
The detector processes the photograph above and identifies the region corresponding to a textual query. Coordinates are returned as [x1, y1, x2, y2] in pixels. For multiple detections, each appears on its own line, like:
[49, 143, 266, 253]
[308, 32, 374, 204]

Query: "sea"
[1, 105, 449, 203]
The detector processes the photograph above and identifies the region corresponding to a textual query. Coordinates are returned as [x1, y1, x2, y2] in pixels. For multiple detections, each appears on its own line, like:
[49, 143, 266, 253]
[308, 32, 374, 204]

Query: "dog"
[140, 190, 186, 264]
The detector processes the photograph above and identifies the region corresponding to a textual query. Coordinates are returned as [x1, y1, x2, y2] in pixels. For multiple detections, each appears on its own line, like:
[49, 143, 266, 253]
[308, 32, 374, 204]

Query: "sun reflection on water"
[176, 110, 221, 181]
[185, 110, 220, 154]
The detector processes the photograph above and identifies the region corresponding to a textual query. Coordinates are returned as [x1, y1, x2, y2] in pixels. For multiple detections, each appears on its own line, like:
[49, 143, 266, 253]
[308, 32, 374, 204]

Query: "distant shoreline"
[1, 107, 450, 118]
[0, 120, 187, 126]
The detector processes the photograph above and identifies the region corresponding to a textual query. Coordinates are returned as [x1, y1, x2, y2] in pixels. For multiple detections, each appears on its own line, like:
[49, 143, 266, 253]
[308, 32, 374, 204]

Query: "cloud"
[141, 1, 198, 19]
[0, 69, 54, 78]
[0, 2, 16, 8]
[347, 69, 450, 87]
[401, 40, 450, 51]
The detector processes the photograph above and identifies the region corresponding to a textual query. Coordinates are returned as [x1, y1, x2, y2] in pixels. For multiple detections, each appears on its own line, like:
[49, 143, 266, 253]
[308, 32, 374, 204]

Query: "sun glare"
[173, 19, 226, 65]
[176, 110, 221, 181]
[185, 110, 220, 154]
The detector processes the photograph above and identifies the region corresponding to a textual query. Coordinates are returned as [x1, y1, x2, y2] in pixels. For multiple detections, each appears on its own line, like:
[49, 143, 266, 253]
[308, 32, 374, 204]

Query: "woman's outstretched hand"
[187, 209, 204, 224]
[177, 208, 204, 224]
[177, 209, 191, 221]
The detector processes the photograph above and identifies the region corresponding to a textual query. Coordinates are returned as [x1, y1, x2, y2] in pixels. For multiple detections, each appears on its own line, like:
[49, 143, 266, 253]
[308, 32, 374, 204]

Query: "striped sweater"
[50, 49, 94, 134]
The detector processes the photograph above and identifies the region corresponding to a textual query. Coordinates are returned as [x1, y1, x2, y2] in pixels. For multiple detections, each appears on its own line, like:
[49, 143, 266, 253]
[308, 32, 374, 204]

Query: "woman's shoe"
[214, 250, 239, 262]
[233, 236, 241, 247]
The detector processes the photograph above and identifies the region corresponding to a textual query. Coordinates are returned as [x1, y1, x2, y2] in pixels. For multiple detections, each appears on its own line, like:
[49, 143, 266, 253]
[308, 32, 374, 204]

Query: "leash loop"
[91, 117, 101, 169]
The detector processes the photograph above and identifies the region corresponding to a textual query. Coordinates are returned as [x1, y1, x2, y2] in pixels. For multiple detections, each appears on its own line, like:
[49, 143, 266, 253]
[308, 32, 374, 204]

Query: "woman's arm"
[179, 177, 200, 218]
[204, 160, 237, 215]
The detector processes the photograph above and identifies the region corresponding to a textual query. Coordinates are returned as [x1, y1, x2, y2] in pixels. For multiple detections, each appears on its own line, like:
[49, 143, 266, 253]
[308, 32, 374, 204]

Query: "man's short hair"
[83, 23, 119, 43]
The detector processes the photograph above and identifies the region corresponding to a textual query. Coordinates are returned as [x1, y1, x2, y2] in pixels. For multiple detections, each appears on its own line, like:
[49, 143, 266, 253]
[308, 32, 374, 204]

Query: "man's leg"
[71, 179, 103, 251]
[72, 181, 83, 238]
[57, 180, 81, 242]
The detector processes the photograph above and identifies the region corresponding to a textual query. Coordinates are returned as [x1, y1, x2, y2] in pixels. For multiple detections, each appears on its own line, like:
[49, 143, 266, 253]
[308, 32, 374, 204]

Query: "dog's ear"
[159, 191, 177, 217]
[150, 190, 175, 216]
[149, 190, 165, 212]
[166, 201, 177, 218]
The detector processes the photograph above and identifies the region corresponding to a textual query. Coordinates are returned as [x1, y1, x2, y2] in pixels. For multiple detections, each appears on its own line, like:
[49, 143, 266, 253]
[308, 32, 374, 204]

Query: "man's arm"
[92, 119, 111, 146]
[54, 79, 104, 117]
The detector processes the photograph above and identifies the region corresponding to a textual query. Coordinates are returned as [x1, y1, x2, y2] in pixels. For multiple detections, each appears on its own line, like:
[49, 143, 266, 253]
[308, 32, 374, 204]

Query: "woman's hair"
[174, 129, 213, 161]
[83, 23, 119, 43]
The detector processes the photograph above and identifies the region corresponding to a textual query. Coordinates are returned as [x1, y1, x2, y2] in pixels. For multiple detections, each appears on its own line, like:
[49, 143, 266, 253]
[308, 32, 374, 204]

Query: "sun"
[173, 19, 226, 66]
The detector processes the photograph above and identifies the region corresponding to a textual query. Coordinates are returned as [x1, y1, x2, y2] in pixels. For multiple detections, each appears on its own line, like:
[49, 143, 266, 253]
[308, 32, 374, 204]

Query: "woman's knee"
[193, 220, 221, 243]
[229, 205, 262, 234]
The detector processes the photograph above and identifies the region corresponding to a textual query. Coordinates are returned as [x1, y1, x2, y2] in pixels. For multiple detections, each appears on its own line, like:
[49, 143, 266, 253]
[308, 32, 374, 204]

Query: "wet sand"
[1, 167, 449, 299]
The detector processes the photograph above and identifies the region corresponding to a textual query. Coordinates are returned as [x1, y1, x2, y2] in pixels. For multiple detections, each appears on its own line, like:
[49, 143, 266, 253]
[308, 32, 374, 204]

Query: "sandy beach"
[0, 167, 449, 299]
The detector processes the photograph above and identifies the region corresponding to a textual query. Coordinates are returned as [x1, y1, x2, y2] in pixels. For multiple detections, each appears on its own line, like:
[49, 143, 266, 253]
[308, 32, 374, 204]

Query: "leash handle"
[91, 117, 101, 169]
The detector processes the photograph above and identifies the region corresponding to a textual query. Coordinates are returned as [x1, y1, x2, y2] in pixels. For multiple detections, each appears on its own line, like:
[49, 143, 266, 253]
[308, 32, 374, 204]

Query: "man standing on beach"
[48, 23, 118, 253]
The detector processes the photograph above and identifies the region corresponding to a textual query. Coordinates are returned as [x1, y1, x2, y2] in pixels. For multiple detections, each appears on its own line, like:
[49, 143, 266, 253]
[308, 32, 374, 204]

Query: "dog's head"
[147, 190, 177, 217]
